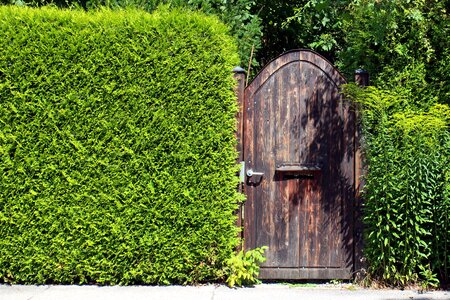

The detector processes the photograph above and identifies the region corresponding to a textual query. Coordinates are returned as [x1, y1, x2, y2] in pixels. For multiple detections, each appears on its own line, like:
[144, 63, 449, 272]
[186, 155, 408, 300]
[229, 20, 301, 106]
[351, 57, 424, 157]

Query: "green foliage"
[340, 3, 449, 284]
[340, 0, 432, 74]
[251, 0, 299, 67]
[224, 246, 267, 287]
[180, 0, 262, 71]
[253, 0, 347, 68]
[344, 84, 450, 287]
[253, 0, 449, 102]
[0, 0, 262, 71]
[279, 0, 448, 106]
[338, 0, 449, 105]
[375, 63, 438, 111]
[284, 0, 347, 53]
[0, 6, 241, 284]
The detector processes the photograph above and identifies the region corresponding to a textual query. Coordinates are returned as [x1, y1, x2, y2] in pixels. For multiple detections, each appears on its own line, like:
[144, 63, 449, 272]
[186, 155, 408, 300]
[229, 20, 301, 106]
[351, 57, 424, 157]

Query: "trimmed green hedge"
[0, 6, 240, 284]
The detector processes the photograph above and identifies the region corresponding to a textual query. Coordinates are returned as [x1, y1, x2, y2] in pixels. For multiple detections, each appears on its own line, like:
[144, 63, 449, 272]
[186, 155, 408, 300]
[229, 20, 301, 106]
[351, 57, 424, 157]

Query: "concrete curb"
[1, 284, 449, 300]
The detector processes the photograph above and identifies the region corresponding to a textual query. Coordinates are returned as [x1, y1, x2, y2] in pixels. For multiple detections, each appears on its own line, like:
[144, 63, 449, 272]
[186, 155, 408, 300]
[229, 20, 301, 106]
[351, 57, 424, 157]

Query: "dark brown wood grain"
[242, 50, 355, 279]
[259, 267, 352, 280]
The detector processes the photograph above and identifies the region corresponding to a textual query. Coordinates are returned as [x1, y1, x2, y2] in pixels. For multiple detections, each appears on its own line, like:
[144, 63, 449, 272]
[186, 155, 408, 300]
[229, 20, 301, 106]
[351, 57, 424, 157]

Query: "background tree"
[338, 0, 449, 106]
[253, 0, 448, 106]
[250, 0, 348, 73]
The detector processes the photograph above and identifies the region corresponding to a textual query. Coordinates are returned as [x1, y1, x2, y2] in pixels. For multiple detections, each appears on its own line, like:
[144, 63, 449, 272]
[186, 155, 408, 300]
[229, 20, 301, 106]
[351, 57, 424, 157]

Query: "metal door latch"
[246, 169, 264, 177]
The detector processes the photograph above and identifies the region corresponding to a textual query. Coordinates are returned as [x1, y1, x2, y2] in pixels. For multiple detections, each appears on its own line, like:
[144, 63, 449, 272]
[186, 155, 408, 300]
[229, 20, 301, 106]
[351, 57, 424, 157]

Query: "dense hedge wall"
[0, 6, 240, 284]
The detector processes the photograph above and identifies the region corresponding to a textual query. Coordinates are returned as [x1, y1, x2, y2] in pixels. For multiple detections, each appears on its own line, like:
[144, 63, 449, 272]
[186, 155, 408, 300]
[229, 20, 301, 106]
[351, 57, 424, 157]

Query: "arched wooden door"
[242, 50, 355, 279]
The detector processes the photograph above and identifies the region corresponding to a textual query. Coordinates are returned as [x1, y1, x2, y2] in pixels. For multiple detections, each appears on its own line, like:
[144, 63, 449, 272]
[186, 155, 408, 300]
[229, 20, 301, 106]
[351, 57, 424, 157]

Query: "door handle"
[247, 169, 264, 177]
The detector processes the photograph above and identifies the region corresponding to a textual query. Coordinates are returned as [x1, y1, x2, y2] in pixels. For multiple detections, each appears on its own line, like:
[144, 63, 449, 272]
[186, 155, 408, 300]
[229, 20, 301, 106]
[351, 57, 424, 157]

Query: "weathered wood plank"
[259, 267, 353, 280]
[243, 74, 255, 252]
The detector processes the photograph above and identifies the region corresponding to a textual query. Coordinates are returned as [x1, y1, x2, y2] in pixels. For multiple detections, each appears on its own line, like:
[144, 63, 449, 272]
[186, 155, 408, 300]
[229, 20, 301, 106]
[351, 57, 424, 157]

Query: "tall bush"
[0, 6, 241, 284]
[344, 85, 450, 287]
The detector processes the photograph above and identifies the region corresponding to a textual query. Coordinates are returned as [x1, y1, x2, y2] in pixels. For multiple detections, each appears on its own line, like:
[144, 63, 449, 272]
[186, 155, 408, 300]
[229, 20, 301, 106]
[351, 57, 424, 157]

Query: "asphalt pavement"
[1, 283, 449, 300]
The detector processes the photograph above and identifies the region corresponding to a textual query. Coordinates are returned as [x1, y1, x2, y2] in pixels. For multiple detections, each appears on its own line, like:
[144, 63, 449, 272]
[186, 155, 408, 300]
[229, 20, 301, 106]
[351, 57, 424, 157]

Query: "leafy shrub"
[224, 246, 267, 287]
[0, 6, 241, 284]
[344, 84, 450, 287]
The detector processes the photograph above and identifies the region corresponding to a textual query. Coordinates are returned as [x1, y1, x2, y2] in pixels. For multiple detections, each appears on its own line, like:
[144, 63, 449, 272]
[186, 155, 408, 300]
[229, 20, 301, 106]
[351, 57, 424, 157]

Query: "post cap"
[232, 66, 246, 74]
[355, 69, 368, 74]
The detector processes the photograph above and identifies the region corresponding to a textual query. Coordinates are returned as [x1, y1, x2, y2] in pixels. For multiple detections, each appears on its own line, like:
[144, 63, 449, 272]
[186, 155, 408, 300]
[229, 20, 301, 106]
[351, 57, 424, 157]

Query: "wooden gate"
[236, 50, 356, 280]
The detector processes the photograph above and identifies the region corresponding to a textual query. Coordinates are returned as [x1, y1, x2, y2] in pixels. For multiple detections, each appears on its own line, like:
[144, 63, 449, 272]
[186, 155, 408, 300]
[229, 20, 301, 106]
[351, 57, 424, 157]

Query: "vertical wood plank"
[243, 82, 255, 251]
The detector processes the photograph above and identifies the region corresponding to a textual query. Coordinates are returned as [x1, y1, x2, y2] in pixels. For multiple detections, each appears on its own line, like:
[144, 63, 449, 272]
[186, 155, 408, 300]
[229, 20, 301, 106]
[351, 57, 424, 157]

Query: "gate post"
[233, 66, 246, 246]
[354, 69, 369, 281]
[233, 66, 246, 164]
[354, 68, 368, 201]
[355, 69, 369, 87]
